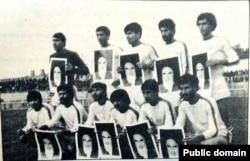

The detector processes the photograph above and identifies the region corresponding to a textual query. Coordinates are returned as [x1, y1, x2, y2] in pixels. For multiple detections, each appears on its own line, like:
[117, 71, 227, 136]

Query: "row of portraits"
[35, 121, 185, 160]
[49, 50, 210, 93]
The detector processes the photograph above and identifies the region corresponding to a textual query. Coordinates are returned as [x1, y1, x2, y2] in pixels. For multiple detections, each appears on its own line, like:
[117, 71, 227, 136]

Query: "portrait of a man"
[158, 128, 185, 159]
[95, 122, 121, 159]
[49, 58, 67, 93]
[94, 50, 113, 81]
[155, 57, 180, 93]
[192, 53, 210, 90]
[120, 53, 143, 87]
[35, 130, 62, 160]
[76, 125, 99, 159]
[126, 121, 159, 159]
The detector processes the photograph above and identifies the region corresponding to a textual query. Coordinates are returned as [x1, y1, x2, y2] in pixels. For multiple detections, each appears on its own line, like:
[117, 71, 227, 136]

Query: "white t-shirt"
[139, 99, 174, 127]
[175, 94, 228, 139]
[47, 101, 87, 132]
[193, 36, 239, 100]
[156, 40, 189, 74]
[85, 100, 114, 125]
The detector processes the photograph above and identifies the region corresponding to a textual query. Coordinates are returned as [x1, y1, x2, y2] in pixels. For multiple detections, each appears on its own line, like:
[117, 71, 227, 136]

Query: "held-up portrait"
[49, 58, 67, 93]
[119, 53, 143, 87]
[35, 130, 62, 160]
[158, 127, 185, 159]
[76, 125, 99, 159]
[95, 121, 121, 159]
[126, 121, 159, 159]
[192, 53, 211, 90]
[94, 50, 113, 81]
[155, 57, 181, 93]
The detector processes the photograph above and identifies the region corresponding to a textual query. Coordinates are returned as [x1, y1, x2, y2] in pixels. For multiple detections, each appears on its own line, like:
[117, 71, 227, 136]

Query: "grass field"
[1, 97, 248, 161]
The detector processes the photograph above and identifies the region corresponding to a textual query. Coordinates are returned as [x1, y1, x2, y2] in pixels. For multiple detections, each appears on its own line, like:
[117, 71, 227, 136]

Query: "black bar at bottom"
[179, 145, 250, 161]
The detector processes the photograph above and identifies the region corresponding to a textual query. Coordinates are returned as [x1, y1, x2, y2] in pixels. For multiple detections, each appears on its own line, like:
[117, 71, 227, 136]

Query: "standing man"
[157, 19, 189, 116]
[175, 74, 228, 145]
[95, 26, 123, 93]
[158, 18, 189, 74]
[196, 13, 239, 134]
[123, 22, 158, 80]
[85, 82, 114, 125]
[50, 32, 89, 103]
[50, 32, 89, 86]
[139, 79, 174, 132]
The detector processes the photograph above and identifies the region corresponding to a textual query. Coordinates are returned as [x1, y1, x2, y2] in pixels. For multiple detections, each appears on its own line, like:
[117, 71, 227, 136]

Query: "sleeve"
[72, 52, 90, 75]
[109, 109, 117, 122]
[85, 104, 95, 125]
[164, 103, 174, 127]
[22, 111, 32, 132]
[138, 106, 147, 122]
[223, 39, 239, 64]
[180, 42, 189, 74]
[174, 104, 186, 128]
[128, 110, 138, 125]
[201, 104, 217, 139]
[47, 107, 62, 128]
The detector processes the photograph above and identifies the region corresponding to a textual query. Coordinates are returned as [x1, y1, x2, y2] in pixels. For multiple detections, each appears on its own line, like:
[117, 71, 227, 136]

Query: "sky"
[0, 0, 249, 79]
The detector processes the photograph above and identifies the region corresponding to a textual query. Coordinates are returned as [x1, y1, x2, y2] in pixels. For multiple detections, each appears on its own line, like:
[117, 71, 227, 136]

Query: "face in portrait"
[82, 134, 93, 157]
[53, 66, 62, 86]
[50, 59, 66, 91]
[94, 50, 113, 81]
[101, 130, 113, 155]
[162, 66, 174, 83]
[124, 62, 137, 84]
[97, 56, 108, 79]
[166, 138, 179, 158]
[43, 138, 54, 158]
[196, 63, 205, 80]
[133, 133, 148, 158]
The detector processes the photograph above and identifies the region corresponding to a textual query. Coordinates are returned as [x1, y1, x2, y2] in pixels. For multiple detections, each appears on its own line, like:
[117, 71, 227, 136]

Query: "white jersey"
[22, 103, 53, 132]
[139, 99, 174, 127]
[85, 100, 114, 125]
[156, 40, 189, 74]
[195, 36, 239, 100]
[47, 101, 87, 132]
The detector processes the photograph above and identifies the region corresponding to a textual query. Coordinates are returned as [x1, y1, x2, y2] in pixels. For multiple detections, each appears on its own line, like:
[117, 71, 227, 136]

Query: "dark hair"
[89, 82, 107, 93]
[196, 12, 217, 31]
[110, 89, 131, 105]
[53, 32, 66, 42]
[124, 22, 142, 35]
[158, 18, 176, 30]
[27, 90, 42, 103]
[96, 26, 110, 36]
[178, 74, 199, 89]
[57, 84, 74, 98]
[141, 79, 159, 93]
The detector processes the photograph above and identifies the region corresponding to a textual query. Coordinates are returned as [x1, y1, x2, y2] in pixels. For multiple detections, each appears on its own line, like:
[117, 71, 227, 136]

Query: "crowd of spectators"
[0, 76, 49, 93]
[223, 69, 249, 83]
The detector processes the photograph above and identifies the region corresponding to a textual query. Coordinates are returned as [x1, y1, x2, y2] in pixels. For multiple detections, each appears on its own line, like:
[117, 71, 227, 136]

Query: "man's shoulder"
[159, 98, 172, 107]
[64, 49, 78, 55]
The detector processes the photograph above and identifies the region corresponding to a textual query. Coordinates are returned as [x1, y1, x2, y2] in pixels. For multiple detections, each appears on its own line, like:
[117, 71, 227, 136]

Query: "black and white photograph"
[94, 50, 113, 81]
[119, 53, 143, 87]
[76, 125, 99, 159]
[126, 121, 160, 159]
[95, 121, 121, 159]
[49, 58, 67, 93]
[158, 127, 185, 159]
[0, 1, 248, 161]
[192, 53, 210, 90]
[155, 57, 181, 93]
[35, 130, 62, 160]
